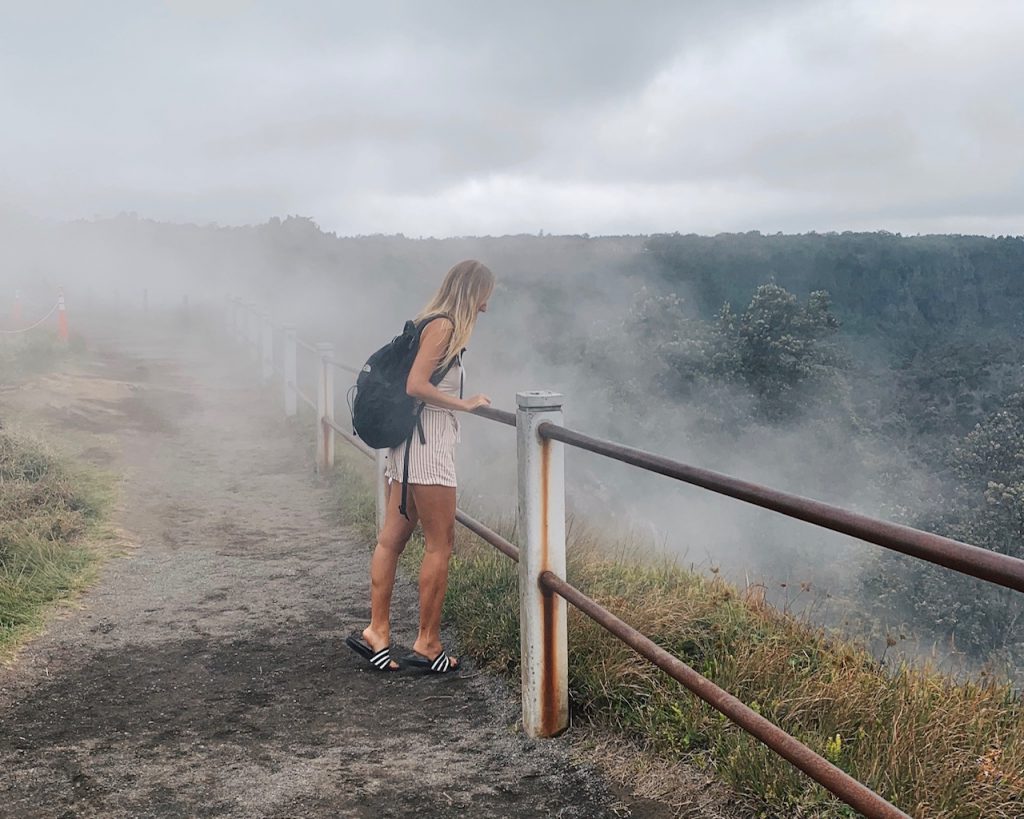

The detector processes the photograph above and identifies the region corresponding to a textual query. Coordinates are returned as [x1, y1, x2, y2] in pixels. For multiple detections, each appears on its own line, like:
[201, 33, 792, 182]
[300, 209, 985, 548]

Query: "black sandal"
[345, 634, 400, 672]
[404, 649, 459, 674]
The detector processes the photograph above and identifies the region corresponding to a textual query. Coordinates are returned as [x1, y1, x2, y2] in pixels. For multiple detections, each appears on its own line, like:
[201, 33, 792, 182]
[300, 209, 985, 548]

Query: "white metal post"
[516, 390, 569, 738]
[260, 312, 274, 383]
[224, 295, 233, 334]
[316, 342, 335, 473]
[376, 450, 388, 534]
[282, 324, 297, 417]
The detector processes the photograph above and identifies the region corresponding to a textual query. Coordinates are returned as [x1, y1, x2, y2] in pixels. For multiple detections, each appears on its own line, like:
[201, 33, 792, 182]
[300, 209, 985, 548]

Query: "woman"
[347, 260, 495, 673]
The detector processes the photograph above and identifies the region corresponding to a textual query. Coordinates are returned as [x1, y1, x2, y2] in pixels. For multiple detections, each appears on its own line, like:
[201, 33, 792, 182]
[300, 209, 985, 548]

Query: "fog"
[3, 2, 1022, 677]
[0, 213, 966, 670]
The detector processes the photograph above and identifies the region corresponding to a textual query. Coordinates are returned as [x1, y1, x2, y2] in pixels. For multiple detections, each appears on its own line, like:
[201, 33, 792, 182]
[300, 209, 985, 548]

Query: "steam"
[3, 209, 1021, 687]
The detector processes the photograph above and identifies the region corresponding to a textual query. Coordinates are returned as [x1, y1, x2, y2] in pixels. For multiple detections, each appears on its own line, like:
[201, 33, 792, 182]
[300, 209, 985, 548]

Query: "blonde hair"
[416, 260, 495, 367]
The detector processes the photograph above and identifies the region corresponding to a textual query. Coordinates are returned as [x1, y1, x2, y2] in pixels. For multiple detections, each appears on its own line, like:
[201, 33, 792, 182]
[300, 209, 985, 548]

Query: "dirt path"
[0, 319, 672, 819]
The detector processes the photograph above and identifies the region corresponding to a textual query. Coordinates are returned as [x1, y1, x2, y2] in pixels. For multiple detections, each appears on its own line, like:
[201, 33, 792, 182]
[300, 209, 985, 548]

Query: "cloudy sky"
[2, 0, 1022, 237]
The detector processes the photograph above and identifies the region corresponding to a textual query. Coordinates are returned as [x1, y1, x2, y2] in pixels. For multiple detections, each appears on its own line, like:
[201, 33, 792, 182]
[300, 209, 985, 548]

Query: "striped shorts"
[384, 407, 458, 487]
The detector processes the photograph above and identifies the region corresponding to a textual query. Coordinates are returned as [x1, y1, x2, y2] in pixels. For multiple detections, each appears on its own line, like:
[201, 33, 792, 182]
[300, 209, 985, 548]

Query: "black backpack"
[348, 314, 462, 518]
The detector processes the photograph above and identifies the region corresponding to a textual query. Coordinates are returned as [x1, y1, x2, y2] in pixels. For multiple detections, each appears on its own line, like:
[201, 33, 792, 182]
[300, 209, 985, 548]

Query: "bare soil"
[0, 320, 683, 818]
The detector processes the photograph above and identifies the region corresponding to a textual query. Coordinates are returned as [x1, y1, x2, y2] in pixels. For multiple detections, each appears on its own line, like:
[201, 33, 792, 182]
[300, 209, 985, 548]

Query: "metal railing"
[221, 295, 1024, 819]
[538, 423, 1024, 594]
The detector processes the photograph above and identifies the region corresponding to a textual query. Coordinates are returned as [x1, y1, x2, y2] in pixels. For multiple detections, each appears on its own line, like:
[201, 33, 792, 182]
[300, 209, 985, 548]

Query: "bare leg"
[363, 481, 418, 669]
[410, 483, 458, 667]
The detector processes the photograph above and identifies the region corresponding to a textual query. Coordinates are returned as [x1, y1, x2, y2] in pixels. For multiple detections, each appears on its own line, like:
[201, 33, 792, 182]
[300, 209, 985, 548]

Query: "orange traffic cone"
[57, 289, 69, 342]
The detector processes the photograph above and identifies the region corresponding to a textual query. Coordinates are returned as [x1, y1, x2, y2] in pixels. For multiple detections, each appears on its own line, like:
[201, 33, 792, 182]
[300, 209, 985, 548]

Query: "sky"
[1, 0, 1022, 237]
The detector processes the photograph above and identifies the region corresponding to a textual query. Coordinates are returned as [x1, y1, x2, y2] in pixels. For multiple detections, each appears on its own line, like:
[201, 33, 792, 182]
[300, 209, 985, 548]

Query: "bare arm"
[406, 319, 490, 412]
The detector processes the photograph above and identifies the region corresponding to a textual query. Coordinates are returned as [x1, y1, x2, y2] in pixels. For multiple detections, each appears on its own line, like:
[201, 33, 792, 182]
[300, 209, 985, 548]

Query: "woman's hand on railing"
[461, 393, 491, 412]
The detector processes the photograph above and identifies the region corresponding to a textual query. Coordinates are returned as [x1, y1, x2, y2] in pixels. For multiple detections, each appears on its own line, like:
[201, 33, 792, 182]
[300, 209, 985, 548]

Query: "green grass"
[0, 429, 112, 656]
[330, 448, 1024, 818]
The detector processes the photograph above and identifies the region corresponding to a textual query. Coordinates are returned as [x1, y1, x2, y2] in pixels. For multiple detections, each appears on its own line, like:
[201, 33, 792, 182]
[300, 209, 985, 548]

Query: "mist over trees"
[4, 214, 1023, 674]
[616, 283, 845, 426]
[624, 231, 1024, 669]
[866, 390, 1024, 661]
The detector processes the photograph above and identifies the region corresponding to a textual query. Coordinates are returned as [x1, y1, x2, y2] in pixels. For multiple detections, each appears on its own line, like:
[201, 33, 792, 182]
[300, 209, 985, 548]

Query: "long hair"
[416, 260, 495, 367]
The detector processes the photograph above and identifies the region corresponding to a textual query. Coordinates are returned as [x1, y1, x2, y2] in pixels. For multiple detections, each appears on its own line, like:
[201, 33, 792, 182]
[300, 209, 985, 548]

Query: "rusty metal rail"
[471, 405, 516, 427]
[324, 416, 375, 460]
[455, 509, 521, 562]
[537, 570, 910, 819]
[447, 506, 908, 818]
[538, 421, 1024, 595]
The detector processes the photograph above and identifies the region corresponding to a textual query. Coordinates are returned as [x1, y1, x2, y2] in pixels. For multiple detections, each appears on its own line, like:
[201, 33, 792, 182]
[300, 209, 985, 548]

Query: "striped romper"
[384, 358, 463, 487]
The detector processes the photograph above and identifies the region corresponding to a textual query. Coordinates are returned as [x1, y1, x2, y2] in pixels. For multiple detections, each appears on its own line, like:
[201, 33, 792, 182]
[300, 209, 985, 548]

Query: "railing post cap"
[316, 341, 335, 355]
[517, 390, 563, 410]
[281, 322, 296, 332]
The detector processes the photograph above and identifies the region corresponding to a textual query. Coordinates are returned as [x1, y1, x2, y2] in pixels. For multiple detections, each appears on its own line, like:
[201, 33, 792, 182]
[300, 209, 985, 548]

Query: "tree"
[719, 284, 843, 421]
[951, 392, 1024, 558]
[867, 392, 1024, 662]
[625, 283, 845, 425]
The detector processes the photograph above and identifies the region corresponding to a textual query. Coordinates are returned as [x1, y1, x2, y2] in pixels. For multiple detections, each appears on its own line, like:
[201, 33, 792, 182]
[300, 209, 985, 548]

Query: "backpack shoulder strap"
[415, 313, 454, 333]
[414, 314, 458, 385]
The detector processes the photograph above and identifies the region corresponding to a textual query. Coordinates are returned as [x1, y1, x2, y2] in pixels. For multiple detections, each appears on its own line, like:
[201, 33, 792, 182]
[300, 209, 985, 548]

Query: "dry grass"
[0, 428, 112, 657]
[331, 449, 1024, 818]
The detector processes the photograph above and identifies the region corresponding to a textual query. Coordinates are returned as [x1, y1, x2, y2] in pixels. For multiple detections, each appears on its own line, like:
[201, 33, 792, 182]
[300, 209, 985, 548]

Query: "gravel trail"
[0, 319, 670, 819]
